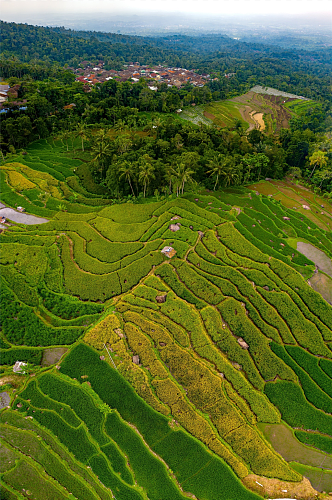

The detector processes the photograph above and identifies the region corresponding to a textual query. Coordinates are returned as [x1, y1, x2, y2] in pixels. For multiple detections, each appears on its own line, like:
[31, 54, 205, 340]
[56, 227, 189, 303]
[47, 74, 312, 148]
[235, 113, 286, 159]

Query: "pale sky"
[2, 0, 332, 20]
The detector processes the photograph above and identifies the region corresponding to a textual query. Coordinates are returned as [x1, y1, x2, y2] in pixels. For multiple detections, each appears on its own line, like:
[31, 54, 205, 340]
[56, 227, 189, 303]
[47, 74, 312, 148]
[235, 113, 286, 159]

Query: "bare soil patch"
[0, 392, 10, 409]
[260, 423, 332, 470]
[297, 243, 332, 278]
[308, 273, 332, 305]
[203, 111, 216, 121]
[252, 112, 265, 131]
[41, 347, 68, 366]
[243, 474, 320, 499]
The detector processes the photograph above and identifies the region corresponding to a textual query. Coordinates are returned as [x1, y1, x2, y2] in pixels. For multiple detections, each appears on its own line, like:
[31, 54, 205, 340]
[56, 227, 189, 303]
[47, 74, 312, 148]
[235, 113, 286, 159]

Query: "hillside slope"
[1, 141, 332, 499]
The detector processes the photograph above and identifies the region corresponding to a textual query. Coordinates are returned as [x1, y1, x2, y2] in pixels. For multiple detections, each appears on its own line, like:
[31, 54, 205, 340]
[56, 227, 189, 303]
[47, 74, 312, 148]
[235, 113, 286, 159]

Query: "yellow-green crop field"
[1, 138, 332, 499]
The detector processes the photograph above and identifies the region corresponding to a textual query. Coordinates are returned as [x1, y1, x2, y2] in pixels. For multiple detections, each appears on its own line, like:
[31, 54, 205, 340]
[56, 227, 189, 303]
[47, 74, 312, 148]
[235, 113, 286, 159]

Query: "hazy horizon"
[1, 0, 332, 32]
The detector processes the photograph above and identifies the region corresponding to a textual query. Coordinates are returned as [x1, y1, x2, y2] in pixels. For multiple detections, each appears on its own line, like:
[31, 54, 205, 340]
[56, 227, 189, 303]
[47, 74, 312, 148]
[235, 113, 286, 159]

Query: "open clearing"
[179, 86, 320, 136]
[309, 273, 332, 305]
[260, 422, 332, 470]
[297, 242, 332, 277]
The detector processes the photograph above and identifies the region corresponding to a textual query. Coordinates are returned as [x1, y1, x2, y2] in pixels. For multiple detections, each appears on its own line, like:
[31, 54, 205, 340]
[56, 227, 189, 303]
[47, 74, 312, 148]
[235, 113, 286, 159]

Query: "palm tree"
[222, 163, 241, 187]
[91, 131, 112, 178]
[138, 155, 155, 197]
[38, 191, 50, 208]
[309, 151, 328, 178]
[60, 130, 71, 151]
[172, 163, 195, 196]
[76, 122, 88, 152]
[118, 161, 136, 196]
[114, 119, 128, 133]
[207, 154, 227, 190]
[318, 169, 332, 189]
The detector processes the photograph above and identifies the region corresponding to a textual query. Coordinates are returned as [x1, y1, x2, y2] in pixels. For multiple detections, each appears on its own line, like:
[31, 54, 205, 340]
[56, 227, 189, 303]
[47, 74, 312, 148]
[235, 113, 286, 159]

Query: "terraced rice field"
[180, 86, 318, 135]
[1, 140, 332, 499]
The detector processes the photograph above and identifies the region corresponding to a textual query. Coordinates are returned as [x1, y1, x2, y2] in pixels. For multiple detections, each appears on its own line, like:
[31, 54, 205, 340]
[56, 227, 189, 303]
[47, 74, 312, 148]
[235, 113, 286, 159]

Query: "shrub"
[1, 277, 83, 347]
[0, 347, 43, 366]
[39, 286, 103, 320]
[1, 265, 39, 306]
[320, 358, 332, 380]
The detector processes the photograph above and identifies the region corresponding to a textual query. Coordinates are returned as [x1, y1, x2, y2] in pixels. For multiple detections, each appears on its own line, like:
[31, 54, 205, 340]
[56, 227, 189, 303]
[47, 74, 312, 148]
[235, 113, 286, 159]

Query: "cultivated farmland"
[1, 139, 332, 499]
[180, 86, 319, 134]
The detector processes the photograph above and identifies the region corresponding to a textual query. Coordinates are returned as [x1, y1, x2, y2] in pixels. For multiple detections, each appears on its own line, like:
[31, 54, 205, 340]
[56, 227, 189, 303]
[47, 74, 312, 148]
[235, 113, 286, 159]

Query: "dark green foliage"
[88, 454, 144, 500]
[271, 343, 332, 414]
[320, 358, 332, 380]
[19, 379, 80, 427]
[295, 430, 332, 455]
[0, 336, 11, 349]
[38, 373, 109, 445]
[15, 404, 97, 463]
[104, 411, 188, 500]
[100, 441, 134, 485]
[265, 380, 332, 436]
[0, 348, 42, 366]
[286, 346, 332, 399]
[0, 277, 83, 346]
[1, 265, 39, 307]
[39, 286, 103, 319]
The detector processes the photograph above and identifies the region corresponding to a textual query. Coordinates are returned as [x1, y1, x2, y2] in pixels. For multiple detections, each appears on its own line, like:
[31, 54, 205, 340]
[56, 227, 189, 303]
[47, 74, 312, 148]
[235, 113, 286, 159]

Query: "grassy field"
[1, 138, 332, 499]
